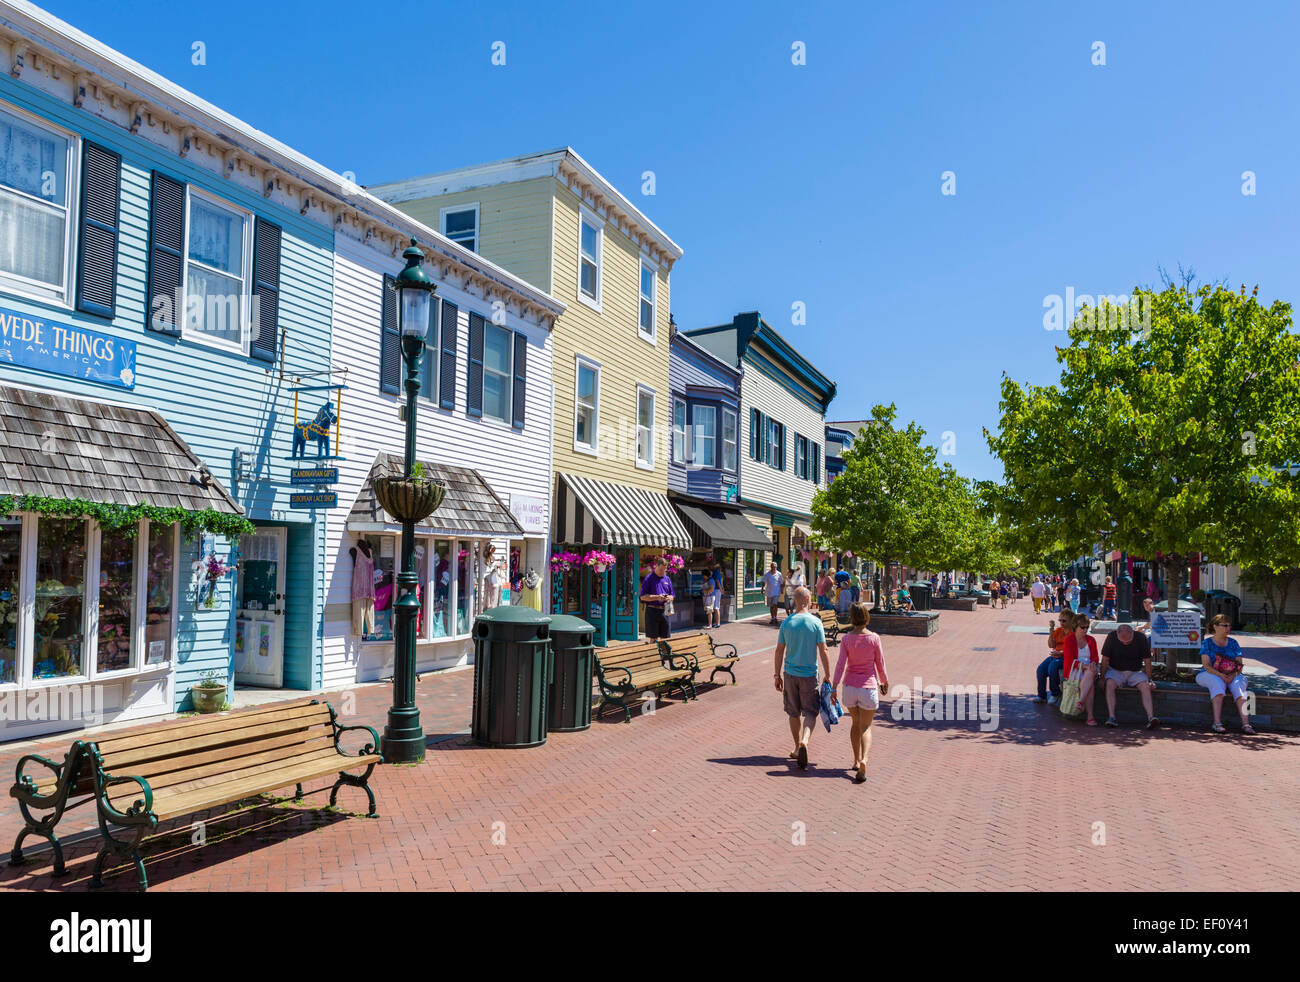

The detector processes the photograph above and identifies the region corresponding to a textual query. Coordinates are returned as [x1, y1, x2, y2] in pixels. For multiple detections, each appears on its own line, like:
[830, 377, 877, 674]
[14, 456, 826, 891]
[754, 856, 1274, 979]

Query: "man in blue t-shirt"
[774, 585, 831, 770]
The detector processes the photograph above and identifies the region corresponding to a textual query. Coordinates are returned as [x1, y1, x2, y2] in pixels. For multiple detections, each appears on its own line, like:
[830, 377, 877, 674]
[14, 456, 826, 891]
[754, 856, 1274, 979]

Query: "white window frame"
[693, 404, 717, 469]
[439, 203, 479, 253]
[420, 297, 440, 405]
[573, 355, 601, 456]
[481, 321, 514, 424]
[722, 408, 738, 473]
[636, 384, 656, 471]
[638, 258, 656, 343]
[0, 101, 79, 307]
[577, 207, 602, 311]
[795, 435, 808, 480]
[671, 397, 687, 465]
[181, 186, 254, 355]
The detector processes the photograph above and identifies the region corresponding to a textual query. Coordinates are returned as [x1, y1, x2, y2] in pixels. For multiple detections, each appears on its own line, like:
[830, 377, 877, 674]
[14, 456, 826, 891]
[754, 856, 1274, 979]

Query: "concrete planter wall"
[933, 597, 979, 612]
[869, 612, 940, 637]
[1061, 682, 1300, 732]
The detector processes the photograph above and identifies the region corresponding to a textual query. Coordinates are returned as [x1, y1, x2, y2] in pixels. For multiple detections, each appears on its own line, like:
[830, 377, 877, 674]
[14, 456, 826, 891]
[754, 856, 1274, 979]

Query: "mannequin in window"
[349, 539, 375, 638]
[482, 543, 504, 609]
[521, 566, 542, 611]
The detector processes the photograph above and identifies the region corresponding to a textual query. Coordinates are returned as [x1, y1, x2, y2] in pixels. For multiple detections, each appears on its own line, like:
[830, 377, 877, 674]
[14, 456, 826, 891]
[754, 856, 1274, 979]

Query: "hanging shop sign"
[0, 306, 136, 389]
[509, 493, 548, 535]
[290, 466, 339, 486]
[287, 381, 347, 461]
[290, 491, 337, 510]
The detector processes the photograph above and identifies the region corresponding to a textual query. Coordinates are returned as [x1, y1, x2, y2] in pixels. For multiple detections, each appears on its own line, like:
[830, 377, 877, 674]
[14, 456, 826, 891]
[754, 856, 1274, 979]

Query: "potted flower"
[641, 553, 686, 576]
[374, 458, 447, 526]
[191, 668, 227, 714]
[582, 549, 616, 573]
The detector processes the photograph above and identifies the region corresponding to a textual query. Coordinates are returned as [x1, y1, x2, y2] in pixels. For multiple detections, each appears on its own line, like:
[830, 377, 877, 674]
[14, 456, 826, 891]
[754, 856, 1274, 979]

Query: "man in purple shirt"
[641, 556, 674, 639]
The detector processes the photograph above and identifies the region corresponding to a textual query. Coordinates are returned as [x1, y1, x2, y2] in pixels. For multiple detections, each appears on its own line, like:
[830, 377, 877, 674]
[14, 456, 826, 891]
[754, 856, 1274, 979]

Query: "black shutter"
[812, 441, 821, 483]
[146, 172, 185, 335]
[76, 142, 120, 318]
[250, 218, 281, 363]
[749, 408, 758, 459]
[466, 311, 485, 418]
[511, 331, 527, 430]
[777, 424, 786, 471]
[439, 300, 458, 410]
[379, 274, 399, 394]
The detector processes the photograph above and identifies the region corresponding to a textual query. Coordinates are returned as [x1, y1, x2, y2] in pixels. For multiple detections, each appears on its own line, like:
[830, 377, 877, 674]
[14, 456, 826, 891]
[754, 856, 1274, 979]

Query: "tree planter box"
[933, 597, 978, 612]
[870, 611, 940, 637]
[1062, 681, 1300, 732]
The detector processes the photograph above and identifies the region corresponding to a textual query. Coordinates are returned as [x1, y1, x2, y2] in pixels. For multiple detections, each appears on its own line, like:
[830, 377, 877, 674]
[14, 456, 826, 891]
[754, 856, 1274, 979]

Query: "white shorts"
[1106, 669, 1149, 687]
[704, 592, 720, 611]
[839, 684, 880, 710]
[1197, 670, 1248, 701]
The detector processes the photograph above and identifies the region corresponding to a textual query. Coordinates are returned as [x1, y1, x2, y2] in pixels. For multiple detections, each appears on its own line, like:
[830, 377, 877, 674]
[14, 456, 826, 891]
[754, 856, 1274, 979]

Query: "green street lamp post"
[379, 240, 440, 765]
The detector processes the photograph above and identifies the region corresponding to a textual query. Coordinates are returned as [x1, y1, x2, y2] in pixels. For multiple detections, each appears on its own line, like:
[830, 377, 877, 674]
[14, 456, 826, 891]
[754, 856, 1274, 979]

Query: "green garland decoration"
[0, 494, 256, 540]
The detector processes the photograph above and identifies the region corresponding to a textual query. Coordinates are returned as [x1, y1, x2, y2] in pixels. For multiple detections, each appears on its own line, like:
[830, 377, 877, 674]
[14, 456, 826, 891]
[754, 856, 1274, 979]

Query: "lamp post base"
[380, 708, 425, 764]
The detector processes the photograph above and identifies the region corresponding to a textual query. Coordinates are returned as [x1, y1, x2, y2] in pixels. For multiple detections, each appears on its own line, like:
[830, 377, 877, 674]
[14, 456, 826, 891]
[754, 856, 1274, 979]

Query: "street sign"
[290, 491, 337, 510]
[290, 466, 339, 486]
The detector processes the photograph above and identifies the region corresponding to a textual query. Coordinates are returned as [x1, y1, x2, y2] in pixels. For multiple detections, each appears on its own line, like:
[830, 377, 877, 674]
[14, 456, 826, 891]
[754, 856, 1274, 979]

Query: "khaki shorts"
[1106, 669, 1149, 687]
[782, 672, 819, 718]
[839, 684, 879, 710]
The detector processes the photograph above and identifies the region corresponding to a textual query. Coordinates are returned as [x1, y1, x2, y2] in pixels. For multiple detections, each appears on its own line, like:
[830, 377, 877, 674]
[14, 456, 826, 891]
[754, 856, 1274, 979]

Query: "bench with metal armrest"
[593, 641, 694, 722]
[659, 632, 740, 687]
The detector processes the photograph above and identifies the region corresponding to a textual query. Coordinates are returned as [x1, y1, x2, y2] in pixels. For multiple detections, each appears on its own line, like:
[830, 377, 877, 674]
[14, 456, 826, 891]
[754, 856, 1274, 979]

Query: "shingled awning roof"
[0, 386, 241, 513]
[346, 453, 524, 537]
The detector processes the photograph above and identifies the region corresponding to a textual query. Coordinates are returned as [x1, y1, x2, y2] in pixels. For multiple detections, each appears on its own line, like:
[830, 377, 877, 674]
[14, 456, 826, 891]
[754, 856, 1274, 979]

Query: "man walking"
[762, 562, 784, 625]
[774, 586, 832, 769]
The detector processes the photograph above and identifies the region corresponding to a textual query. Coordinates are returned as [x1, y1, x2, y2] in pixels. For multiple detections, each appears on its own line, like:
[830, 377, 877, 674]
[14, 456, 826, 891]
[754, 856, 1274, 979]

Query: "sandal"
[1242, 723, 1256, 736]
[1211, 722, 1226, 734]
[1086, 718, 1098, 726]
[854, 765, 866, 784]
[1146, 717, 1160, 730]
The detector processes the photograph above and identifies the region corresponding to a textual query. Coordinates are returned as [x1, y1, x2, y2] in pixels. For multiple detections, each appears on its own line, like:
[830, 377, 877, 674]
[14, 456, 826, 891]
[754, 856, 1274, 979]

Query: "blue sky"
[39, 0, 1300, 481]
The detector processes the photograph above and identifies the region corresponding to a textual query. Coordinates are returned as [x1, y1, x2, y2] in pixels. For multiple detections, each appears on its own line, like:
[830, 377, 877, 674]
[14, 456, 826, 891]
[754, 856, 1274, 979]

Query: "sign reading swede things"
[0, 306, 136, 389]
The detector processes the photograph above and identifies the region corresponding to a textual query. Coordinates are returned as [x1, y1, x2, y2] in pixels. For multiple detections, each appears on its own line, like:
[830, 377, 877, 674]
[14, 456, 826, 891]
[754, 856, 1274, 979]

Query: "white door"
[234, 527, 286, 688]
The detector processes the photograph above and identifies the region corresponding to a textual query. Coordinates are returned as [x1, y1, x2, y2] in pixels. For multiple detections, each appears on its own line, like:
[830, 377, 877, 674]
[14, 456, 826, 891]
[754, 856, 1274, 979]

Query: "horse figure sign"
[292, 401, 337, 458]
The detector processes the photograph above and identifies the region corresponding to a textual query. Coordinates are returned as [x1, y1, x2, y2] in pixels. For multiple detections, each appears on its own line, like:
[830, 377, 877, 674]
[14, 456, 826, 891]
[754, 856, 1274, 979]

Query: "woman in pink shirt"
[831, 603, 889, 784]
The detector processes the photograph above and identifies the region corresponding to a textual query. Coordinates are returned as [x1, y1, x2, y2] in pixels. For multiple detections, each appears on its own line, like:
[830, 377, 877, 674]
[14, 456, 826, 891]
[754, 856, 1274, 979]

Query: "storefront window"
[96, 526, 136, 673]
[614, 547, 634, 617]
[563, 564, 581, 614]
[372, 537, 396, 641]
[0, 518, 20, 684]
[33, 518, 85, 679]
[432, 539, 452, 638]
[456, 542, 474, 633]
[715, 549, 735, 596]
[744, 549, 763, 590]
[145, 523, 175, 665]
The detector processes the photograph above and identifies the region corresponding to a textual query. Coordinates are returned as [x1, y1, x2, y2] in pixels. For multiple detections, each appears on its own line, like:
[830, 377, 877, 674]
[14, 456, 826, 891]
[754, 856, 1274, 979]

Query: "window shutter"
[777, 424, 786, 471]
[146, 171, 185, 335]
[76, 142, 120, 318]
[466, 311, 485, 418]
[250, 218, 281, 363]
[511, 331, 527, 430]
[749, 408, 758, 459]
[813, 442, 821, 483]
[439, 300, 458, 410]
[379, 274, 399, 394]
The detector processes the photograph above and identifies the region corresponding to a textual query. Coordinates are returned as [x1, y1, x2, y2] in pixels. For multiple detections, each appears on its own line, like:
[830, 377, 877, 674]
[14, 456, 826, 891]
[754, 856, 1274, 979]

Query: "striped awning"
[555, 473, 691, 549]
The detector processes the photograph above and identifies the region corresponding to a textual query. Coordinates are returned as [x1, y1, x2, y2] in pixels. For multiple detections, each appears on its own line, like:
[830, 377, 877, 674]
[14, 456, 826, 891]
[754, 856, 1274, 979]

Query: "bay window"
[356, 534, 486, 642]
[0, 104, 75, 304]
[693, 405, 717, 468]
[723, 408, 738, 472]
[672, 398, 687, 464]
[0, 513, 178, 687]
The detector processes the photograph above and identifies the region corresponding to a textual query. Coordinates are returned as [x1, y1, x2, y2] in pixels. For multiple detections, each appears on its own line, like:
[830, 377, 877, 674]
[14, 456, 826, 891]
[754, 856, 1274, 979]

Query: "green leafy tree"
[988, 283, 1300, 609]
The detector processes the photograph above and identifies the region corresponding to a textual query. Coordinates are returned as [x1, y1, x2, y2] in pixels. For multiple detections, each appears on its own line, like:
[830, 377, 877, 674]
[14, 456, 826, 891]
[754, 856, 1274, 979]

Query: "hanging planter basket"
[374, 476, 447, 525]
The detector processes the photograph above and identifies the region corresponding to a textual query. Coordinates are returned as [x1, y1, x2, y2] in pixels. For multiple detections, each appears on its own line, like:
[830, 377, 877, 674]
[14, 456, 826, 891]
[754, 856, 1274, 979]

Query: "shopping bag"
[819, 681, 844, 733]
[1058, 665, 1083, 717]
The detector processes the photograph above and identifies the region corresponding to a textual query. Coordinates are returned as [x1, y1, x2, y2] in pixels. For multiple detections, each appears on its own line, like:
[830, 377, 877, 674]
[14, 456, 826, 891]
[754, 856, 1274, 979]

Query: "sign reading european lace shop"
[0, 307, 137, 389]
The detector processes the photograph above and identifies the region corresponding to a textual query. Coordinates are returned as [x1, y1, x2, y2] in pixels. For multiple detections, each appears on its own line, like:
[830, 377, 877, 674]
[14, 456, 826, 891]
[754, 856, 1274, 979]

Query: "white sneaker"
[1047, 695, 1060, 706]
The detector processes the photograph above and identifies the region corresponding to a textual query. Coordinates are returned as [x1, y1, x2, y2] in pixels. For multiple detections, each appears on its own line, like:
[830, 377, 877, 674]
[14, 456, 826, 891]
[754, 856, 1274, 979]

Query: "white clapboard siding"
[739, 361, 826, 517]
[320, 233, 554, 687]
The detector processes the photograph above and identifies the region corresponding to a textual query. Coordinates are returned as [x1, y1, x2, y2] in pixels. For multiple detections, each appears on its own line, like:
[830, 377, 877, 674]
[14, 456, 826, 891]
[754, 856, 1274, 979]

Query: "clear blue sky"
[40, 0, 1300, 482]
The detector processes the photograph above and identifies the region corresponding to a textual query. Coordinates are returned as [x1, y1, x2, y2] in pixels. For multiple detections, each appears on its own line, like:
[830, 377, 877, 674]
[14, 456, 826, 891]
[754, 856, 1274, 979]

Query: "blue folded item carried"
[819, 680, 844, 732]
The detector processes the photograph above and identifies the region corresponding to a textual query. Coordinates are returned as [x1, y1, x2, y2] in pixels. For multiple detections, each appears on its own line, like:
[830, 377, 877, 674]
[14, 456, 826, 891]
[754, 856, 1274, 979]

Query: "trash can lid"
[548, 614, 595, 633]
[475, 606, 552, 626]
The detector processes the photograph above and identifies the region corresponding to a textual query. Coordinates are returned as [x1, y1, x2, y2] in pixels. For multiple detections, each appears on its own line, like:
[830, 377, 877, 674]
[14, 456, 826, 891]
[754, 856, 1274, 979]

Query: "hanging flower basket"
[582, 549, 616, 574]
[374, 475, 447, 524]
[641, 553, 686, 575]
[550, 550, 582, 574]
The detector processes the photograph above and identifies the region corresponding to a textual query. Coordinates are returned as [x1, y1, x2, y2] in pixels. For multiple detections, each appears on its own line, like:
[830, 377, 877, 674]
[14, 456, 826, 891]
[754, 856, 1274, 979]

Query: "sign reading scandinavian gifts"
[1149, 610, 1203, 648]
[0, 307, 136, 389]
[290, 466, 339, 486]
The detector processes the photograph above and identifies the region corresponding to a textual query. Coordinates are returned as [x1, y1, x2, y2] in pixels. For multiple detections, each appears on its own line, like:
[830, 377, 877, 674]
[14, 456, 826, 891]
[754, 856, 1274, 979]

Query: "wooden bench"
[817, 608, 843, 645]
[660, 632, 740, 687]
[593, 641, 693, 722]
[20, 699, 382, 891]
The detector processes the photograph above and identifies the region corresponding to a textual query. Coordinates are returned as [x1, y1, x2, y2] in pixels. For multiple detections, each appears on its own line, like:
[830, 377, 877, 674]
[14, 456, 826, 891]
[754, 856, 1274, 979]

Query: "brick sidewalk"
[3, 602, 1298, 891]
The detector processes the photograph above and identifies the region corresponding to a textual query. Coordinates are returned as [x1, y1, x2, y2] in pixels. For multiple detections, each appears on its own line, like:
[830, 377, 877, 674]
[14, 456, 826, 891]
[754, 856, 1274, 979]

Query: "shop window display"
[96, 526, 136, 673]
[144, 524, 175, 665]
[0, 518, 19, 684]
[34, 518, 86, 679]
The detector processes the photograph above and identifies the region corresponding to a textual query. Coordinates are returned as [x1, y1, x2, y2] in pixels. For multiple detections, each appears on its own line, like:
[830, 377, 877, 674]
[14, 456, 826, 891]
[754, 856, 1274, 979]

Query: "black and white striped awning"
[555, 473, 691, 549]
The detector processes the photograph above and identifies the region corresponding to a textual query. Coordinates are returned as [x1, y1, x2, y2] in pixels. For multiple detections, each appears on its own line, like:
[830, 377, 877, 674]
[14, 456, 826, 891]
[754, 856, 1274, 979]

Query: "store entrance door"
[609, 546, 638, 641]
[235, 527, 286, 688]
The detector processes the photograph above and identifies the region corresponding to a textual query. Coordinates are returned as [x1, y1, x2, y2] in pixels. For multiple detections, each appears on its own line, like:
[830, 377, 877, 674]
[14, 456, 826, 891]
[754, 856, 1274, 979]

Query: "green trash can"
[471, 606, 552, 748]
[547, 614, 596, 733]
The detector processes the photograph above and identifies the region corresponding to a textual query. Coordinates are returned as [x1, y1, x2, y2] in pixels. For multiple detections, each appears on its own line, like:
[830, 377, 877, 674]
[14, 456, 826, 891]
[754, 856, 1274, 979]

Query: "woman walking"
[830, 603, 889, 784]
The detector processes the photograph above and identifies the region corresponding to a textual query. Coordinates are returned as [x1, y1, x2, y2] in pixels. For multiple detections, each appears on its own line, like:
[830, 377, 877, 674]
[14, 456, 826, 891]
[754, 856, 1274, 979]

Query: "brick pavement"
[3, 600, 1298, 892]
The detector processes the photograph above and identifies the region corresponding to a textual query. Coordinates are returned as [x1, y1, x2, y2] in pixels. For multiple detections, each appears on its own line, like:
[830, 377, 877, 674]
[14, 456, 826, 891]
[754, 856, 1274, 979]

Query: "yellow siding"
[398, 177, 554, 293]
[550, 181, 671, 494]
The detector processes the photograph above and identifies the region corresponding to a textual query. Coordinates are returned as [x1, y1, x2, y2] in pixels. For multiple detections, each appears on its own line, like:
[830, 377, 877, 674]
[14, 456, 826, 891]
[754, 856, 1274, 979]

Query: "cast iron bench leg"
[330, 763, 379, 818]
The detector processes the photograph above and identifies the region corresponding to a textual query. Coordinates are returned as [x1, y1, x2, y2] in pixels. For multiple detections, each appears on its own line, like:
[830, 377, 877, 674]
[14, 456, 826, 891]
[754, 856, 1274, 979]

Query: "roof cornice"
[0, 1, 565, 327]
